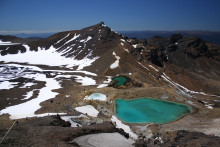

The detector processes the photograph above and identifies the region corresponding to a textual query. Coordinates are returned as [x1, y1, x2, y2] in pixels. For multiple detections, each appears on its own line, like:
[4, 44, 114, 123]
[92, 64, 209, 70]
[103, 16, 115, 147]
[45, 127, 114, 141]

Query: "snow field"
[75, 105, 99, 117]
[110, 51, 120, 69]
[0, 63, 98, 119]
[111, 115, 138, 139]
[1, 45, 99, 70]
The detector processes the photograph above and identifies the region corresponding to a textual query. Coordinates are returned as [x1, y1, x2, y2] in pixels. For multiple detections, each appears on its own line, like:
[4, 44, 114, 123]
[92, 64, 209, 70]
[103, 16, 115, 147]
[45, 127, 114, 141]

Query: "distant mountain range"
[7, 30, 220, 45]
[119, 30, 220, 44]
[14, 33, 56, 39]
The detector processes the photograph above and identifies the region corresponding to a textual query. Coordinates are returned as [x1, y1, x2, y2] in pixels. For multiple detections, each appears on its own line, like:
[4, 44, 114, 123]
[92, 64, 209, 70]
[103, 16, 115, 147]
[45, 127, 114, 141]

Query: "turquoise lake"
[115, 98, 192, 124]
[113, 76, 129, 86]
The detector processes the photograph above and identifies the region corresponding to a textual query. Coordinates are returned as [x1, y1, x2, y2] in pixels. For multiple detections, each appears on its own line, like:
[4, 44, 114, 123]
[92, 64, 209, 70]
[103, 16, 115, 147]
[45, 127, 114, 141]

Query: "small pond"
[113, 76, 129, 86]
[115, 98, 192, 124]
[84, 93, 107, 101]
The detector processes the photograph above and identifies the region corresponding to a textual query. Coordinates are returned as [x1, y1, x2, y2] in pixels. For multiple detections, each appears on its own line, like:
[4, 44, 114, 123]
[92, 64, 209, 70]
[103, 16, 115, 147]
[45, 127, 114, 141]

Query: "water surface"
[113, 76, 129, 86]
[115, 98, 192, 124]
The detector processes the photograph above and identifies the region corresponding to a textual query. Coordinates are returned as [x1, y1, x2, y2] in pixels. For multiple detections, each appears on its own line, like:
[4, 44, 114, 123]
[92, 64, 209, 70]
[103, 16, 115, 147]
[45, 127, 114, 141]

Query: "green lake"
[115, 98, 192, 124]
[113, 76, 129, 86]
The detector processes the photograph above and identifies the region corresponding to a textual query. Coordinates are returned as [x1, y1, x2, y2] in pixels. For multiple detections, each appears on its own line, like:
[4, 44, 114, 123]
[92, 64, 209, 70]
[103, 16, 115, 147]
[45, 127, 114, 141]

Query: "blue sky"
[0, 0, 220, 34]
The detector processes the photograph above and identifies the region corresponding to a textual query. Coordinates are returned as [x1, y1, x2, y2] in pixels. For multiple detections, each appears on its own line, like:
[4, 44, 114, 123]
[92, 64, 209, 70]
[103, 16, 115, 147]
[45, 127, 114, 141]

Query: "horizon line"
[1, 29, 220, 35]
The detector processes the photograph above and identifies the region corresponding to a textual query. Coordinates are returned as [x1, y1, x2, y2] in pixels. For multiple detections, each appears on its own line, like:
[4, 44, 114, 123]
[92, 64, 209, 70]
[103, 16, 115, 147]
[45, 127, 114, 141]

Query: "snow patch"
[162, 73, 220, 98]
[22, 90, 35, 100]
[0, 45, 99, 70]
[55, 33, 70, 44]
[64, 33, 80, 45]
[75, 105, 99, 117]
[97, 76, 112, 88]
[61, 114, 88, 127]
[0, 73, 63, 119]
[20, 82, 36, 88]
[0, 40, 20, 45]
[84, 93, 107, 101]
[125, 49, 129, 53]
[110, 60, 119, 69]
[0, 64, 99, 119]
[79, 36, 92, 43]
[138, 62, 149, 71]
[186, 100, 197, 106]
[73, 75, 96, 86]
[149, 65, 159, 72]
[0, 81, 18, 90]
[111, 115, 138, 139]
[202, 101, 214, 109]
[155, 136, 164, 144]
[110, 51, 120, 69]
[132, 44, 137, 48]
[120, 39, 125, 42]
[102, 23, 107, 27]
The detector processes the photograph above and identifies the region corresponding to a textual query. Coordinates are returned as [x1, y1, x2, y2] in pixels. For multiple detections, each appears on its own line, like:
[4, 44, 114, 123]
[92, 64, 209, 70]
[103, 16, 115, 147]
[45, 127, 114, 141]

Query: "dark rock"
[134, 139, 148, 147]
[167, 34, 183, 44]
[50, 115, 71, 127]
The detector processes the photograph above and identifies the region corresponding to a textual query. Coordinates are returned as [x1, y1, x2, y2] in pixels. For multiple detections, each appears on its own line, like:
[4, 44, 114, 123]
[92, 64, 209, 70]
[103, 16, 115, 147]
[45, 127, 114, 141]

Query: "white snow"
[43, 69, 97, 76]
[97, 76, 112, 88]
[102, 23, 107, 27]
[64, 33, 80, 45]
[110, 51, 120, 69]
[75, 105, 99, 117]
[186, 100, 197, 106]
[138, 62, 149, 71]
[23, 44, 30, 51]
[0, 40, 20, 45]
[165, 50, 169, 60]
[132, 44, 137, 48]
[20, 82, 36, 88]
[73, 75, 96, 86]
[0, 45, 99, 70]
[1, 63, 97, 77]
[110, 60, 119, 69]
[55, 74, 96, 86]
[149, 65, 159, 72]
[202, 101, 214, 109]
[0, 73, 63, 119]
[121, 42, 124, 46]
[155, 136, 164, 144]
[79, 36, 92, 43]
[61, 114, 89, 127]
[97, 84, 108, 88]
[0, 81, 18, 90]
[55, 33, 70, 44]
[22, 90, 35, 100]
[120, 39, 125, 42]
[74, 133, 134, 147]
[162, 73, 220, 98]
[111, 116, 138, 139]
[84, 93, 107, 101]
[0, 63, 99, 119]
[125, 49, 129, 53]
